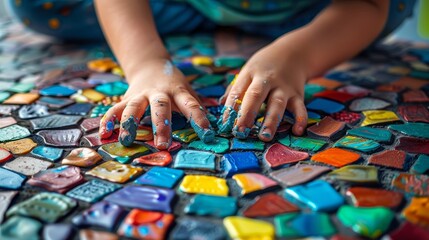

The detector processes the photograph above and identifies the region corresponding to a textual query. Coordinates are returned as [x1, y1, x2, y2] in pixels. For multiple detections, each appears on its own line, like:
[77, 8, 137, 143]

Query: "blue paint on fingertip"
[190, 118, 215, 143]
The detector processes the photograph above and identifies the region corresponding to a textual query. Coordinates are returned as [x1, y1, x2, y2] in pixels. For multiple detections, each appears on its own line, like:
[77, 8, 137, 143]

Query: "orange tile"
[402, 197, 429, 228]
[3, 93, 39, 104]
[391, 76, 428, 90]
[311, 147, 360, 167]
[308, 77, 343, 90]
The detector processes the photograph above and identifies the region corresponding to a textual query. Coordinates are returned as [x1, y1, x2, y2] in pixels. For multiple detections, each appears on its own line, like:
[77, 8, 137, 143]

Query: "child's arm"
[95, 0, 213, 149]
[221, 0, 389, 141]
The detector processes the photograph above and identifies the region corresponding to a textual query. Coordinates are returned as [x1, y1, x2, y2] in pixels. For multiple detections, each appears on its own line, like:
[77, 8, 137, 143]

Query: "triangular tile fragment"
[243, 193, 299, 217]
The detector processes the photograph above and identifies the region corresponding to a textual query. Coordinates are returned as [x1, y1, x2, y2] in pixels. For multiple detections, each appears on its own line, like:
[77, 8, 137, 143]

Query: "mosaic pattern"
[0, 18, 429, 240]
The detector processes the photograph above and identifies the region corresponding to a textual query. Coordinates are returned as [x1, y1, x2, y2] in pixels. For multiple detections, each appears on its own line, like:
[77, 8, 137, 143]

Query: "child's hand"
[220, 41, 308, 141]
[99, 58, 213, 149]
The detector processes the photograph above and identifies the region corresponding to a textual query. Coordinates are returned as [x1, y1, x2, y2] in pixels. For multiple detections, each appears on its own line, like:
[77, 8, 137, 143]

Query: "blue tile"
[184, 194, 237, 217]
[0, 167, 27, 190]
[39, 85, 77, 97]
[306, 98, 345, 114]
[31, 146, 63, 162]
[134, 167, 184, 188]
[174, 150, 216, 171]
[221, 152, 260, 177]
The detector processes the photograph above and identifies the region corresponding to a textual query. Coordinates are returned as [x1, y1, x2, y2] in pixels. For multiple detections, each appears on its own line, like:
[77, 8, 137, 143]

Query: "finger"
[149, 94, 172, 150]
[259, 89, 287, 141]
[218, 71, 251, 134]
[118, 96, 149, 146]
[218, 74, 236, 104]
[99, 102, 126, 139]
[233, 78, 270, 139]
[287, 96, 307, 136]
[174, 91, 215, 143]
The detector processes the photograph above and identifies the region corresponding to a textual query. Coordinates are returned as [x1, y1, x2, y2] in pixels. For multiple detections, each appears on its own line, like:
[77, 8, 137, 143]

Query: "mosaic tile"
[81, 88, 105, 102]
[117, 209, 174, 239]
[135, 166, 184, 188]
[403, 90, 429, 102]
[214, 57, 245, 68]
[278, 135, 326, 152]
[26, 165, 83, 193]
[313, 90, 356, 103]
[188, 137, 229, 153]
[361, 110, 400, 126]
[99, 142, 150, 163]
[224, 216, 274, 240]
[371, 91, 398, 104]
[145, 140, 182, 152]
[83, 129, 119, 147]
[180, 175, 229, 196]
[307, 116, 345, 139]
[306, 98, 345, 114]
[411, 154, 429, 174]
[346, 187, 403, 208]
[62, 147, 102, 167]
[395, 137, 429, 154]
[59, 103, 93, 115]
[337, 85, 370, 97]
[0, 191, 17, 223]
[389, 123, 429, 139]
[270, 164, 331, 186]
[284, 180, 344, 211]
[391, 76, 428, 90]
[0, 147, 12, 164]
[334, 136, 380, 153]
[43, 224, 74, 240]
[105, 186, 175, 212]
[132, 151, 172, 166]
[347, 126, 392, 142]
[0, 117, 16, 128]
[185, 194, 237, 218]
[7, 192, 76, 223]
[193, 74, 224, 87]
[174, 149, 216, 171]
[0, 138, 37, 155]
[392, 173, 429, 196]
[86, 161, 143, 183]
[311, 148, 360, 167]
[30, 114, 82, 130]
[304, 84, 326, 100]
[327, 165, 378, 183]
[221, 151, 259, 177]
[136, 126, 154, 141]
[230, 138, 265, 151]
[349, 97, 390, 111]
[87, 72, 121, 84]
[0, 124, 31, 142]
[3, 93, 39, 104]
[37, 129, 82, 147]
[243, 193, 298, 217]
[3, 156, 53, 176]
[66, 179, 121, 203]
[172, 128, 198, 143]
[398, 105, 429, 123]
[0, 105, 20, 116]
[263, 143, 309, 168]
[95, 81, 128, 96]
[388, 221, 429, 240]
[79, 229, 118, 240]
[0, 92, 10, 103]
[402, 197, 429, 228]
[40, 85, 77, 97]
[274, 212, 336, 238]
[72, 201, 125, 231]
[0, 216, 42, 240]
[37, 96, 74, 109]
[308, 77, 343, 89]
[337, 206, 394, 239]
[18, 104, 49, 119]
[233, 173, 278, 196]
[368, 149, 407, 169]
[171, 217, 227, 240]
[330, 110, 361, 124]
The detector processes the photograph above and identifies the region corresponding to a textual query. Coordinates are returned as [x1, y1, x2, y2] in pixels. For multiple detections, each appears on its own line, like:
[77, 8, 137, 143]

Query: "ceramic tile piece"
[368, 149, 407, 169]
[27, 165, 85, 193]
[346, 187, 403, 208]
[221, 151, 260, 177]
[333, 136, 380, 153]
[86, 161, 143, 183]
[391, 76, 428, 90]
[392, 173, 429, 196]
[0, 216, 42, 240]
[230, 138, 265, 151]
[223, 216, 274, 240]
[337, 85, 370, 97]
[307, 116, 345, 139]
[0, 191, 17, 223]
[361, 110, 400, 126]
[132, 151, 172, 166]
[278, 135, 326, 152]
[135, 126, 154, 141]
[0, 124, 31, 142]
[180, 175, 229, 196]
[284, 180, 344, 211]
[270, 164, 331, 186]
[193, 74, 224, 87]
[0, 92, 11, 103]
[411, 154, 429, 174]
[0, 117, 16, 128]
[347, 126, 392, 142]
[185, 194, 237, 218]
[233, 173, 278, 196]
[43, 224, 74, 240]
[3, 93, 39, 104]
[371, 91, 398, 104]
[7, 192, 76, 223]
[263, 143, 309, 168]
[0, 105, 20, 116]
[274, 212, 336, 238]
[304, 84, 326, 100]
[80, 116, 101, 132]
[59, 103, 93, 115]
[171, 217, 227, 240]
[0, 138, 37, 155]
[105, 186, 175, 212]
[87, 72, 122, 84]
[79, 229, 118, 240]
[173, 149, 216, 171]
[3, 156, 53, 176]
[172, 128, 198, 143]
[135, 166, 184, 188]
[95, 81, 128, 96]
[403, 90, 429, 102]
[145, 140, 182, 152]
[0, 147, 13, 164]
[81, 88, 105, 102]
[72, 201, 125, 230]
[395, 137, 429, 154]
[330, 111, 361, 124]
[306, 98, 345, 114]
[313, 90, 356, 103]
[243, 193, 299, 218]
[308, 77, 343, 89]
[327, 165, 378, 183]
[99, 142, 150, 163]
[37, 129, 82, 147]
[389, 123, 429, 139]
[398, 105, 429, 123]
[62, 147, 102, 167]
[30, 146, 63, 162]
[349, 97, 390, 111]
[39, 85, 77, 97]
[30, 114, 82, 130]
[66, 179, 121, 203]
[37, 96, 74, 109]
[188, 137, 229, 153]
[311, 148, 360, 167]
[402, 197, 429, 228]
[117, 209, 174, 239]
[18, 104, 49, 119]
[83, 130, 119, 147]
[388, 221, 429, 240]
[214, 57, 245, 68]
[337, 206, 394, 239]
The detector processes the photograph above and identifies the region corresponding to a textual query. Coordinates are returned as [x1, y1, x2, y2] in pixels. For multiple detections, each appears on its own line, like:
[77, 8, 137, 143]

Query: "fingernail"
[233, 126, 251, 139]
[260, 128, 272, 139]
[156, 141, 170, 150]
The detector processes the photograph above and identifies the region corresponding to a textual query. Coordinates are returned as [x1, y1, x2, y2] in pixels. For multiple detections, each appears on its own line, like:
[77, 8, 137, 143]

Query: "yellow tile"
[361, 110, 399, 126]
[0, 138, 37, 154]
[402, 197, 429, 228]
[82, 89, 105, 102]
[87, 58, 118, 72]
[191, 56, 213, 66]
[223, 216, 274, 240]
[232, 173, 277, 195]
[86, 160, 143, 183]
[180, 175, 228, 196]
